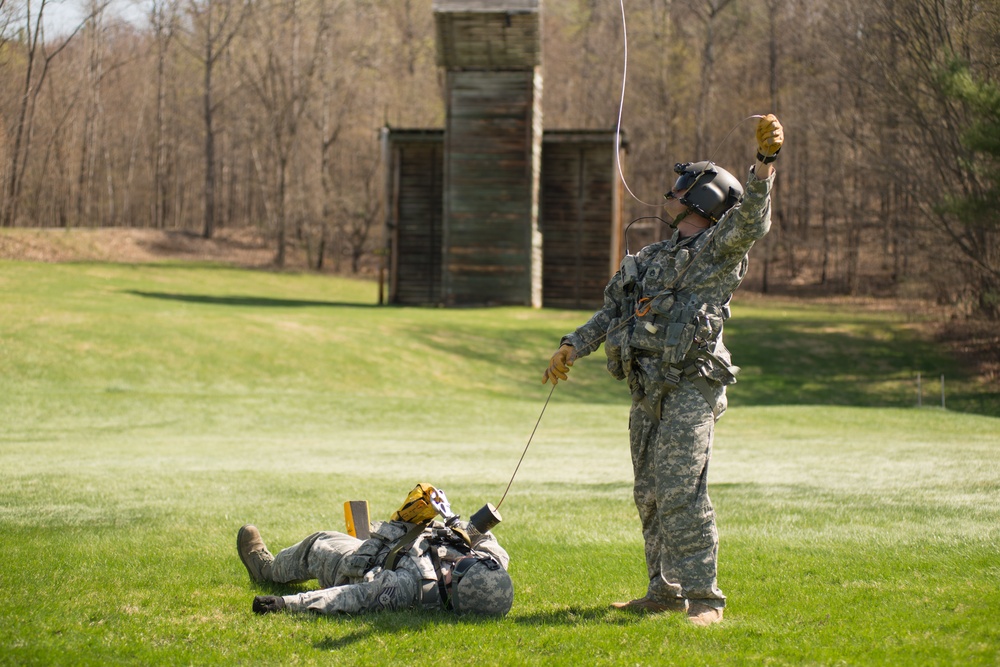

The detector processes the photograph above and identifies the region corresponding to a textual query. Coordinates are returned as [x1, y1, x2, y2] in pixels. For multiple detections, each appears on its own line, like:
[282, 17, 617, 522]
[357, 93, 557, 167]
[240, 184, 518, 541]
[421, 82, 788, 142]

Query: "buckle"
[662, 365, 682, 388]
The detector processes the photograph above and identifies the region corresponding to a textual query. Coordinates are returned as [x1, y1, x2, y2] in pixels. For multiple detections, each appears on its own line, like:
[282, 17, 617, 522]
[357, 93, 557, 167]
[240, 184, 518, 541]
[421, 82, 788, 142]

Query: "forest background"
[2, 1, 999, 335]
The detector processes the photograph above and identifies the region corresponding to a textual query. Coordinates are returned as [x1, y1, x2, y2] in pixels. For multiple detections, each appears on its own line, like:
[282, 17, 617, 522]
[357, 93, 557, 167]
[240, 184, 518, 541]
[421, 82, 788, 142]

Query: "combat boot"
[610, 596, 687, 614]
[237, 524, 274, 584]
[687, 601, 723, 626]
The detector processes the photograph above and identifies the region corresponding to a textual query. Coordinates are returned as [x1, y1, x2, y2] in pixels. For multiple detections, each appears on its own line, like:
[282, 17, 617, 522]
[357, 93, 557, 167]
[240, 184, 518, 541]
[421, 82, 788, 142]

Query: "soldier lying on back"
[237, 483, 513, 617]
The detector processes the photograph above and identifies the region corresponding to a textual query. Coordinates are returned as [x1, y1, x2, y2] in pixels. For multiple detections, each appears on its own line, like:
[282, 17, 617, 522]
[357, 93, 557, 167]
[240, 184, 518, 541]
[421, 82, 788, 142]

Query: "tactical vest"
[605, 238, 739, 420]
[336, 520, 479, 610]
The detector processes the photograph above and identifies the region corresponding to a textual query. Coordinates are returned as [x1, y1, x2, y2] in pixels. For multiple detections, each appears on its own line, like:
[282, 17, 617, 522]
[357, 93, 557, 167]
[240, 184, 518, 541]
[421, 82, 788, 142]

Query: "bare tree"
[241, 0, 333, 267]
[1, 0, 103, 227]
[178, 0, 249, 238]
[340, 149, 383, 274]
[686, 0, 738, 158]
[74, 1, 110, 227]
[828, 0, 1000, 311]
[149, 0, 179, 229]
[310, 20, 353, 271]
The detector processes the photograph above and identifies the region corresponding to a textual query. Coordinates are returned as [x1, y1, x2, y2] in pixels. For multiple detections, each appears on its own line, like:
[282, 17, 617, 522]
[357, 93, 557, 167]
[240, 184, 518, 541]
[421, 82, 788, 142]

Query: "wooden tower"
[434, 0, 543, 307]
[382, 0, 626, 310]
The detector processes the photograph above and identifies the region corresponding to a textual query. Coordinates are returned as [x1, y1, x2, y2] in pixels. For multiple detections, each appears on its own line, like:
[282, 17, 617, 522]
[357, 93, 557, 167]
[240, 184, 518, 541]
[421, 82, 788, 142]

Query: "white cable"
[615, 0, 663, 208]
[614, 3, 776, 226]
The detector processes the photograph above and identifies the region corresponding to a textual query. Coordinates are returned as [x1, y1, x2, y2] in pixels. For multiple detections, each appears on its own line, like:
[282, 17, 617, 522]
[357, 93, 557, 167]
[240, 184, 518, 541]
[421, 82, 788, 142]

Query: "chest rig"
[605, 235, 738, 420]
[339, 520, 480, 610]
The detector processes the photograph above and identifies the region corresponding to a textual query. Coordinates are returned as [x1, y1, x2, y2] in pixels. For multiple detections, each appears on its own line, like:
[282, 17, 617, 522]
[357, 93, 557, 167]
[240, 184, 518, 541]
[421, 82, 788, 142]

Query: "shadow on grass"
[512, 604, 644, 626]
[301, 605, 643, 652]
[124, 290, 378, 309]
[247, 585, 635, 646]
[313, 630, 375, 650]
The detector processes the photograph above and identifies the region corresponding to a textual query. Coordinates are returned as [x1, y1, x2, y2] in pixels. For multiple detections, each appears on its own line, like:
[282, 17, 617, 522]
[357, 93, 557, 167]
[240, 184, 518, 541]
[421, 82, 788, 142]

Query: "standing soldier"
[542, 114, 784, 626]
[238, 484, 513, 617]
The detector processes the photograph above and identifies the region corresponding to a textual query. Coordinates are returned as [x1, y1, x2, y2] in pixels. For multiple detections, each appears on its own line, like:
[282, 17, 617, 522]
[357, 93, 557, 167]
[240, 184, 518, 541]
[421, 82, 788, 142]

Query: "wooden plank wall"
[434, 1, 541, 70]
[541, 132, 623, 310]
[442, 70, 539, 306]
[386, 133, 445, 306]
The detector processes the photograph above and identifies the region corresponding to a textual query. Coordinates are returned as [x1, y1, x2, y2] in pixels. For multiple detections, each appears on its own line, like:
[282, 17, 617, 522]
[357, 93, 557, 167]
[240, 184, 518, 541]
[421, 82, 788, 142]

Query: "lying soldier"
[237, 483, 513, 617]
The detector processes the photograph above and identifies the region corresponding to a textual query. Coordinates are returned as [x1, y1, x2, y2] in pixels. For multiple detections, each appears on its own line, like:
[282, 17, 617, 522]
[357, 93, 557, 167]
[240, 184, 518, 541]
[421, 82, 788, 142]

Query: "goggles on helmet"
[665, 161, 744, 224]
[671, 162, 706, 193]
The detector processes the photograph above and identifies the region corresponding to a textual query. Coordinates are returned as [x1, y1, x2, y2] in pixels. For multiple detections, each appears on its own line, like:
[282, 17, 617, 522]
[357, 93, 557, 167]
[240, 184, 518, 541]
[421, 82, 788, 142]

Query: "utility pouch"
[605, 317, 627, 380]
[620, 255, 639, 288]
[693, 306, 725, 346]
[699, 352, 741, 386]
[648, 292, 676, 316]
[340, 537, 386, 578]
[661, 322, 697, 365]
[372, 521, 409, 543]
[628, 315, 664, 352]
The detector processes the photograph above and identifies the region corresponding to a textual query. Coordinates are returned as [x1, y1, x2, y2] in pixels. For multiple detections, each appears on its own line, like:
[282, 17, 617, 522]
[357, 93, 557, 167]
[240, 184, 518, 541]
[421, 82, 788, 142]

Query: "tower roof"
[434, 0, 541, 70]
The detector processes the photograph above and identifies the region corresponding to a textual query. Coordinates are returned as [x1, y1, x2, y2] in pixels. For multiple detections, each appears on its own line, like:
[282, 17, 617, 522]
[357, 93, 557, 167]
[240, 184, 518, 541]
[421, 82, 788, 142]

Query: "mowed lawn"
[1, 259, 998, 666]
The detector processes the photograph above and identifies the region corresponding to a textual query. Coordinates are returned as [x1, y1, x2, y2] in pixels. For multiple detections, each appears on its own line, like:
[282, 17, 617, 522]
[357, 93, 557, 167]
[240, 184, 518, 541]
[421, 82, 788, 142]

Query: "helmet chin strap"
[670, 209, 690, 228]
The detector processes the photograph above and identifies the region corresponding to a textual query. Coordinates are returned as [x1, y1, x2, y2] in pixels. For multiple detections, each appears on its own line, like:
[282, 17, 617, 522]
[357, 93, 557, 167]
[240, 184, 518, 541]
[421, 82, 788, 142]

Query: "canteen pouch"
[339, 521, 410, 578]
[660, 321, 697, 366]
[605, 317, 627, 380]
[339, 537, 384, 578]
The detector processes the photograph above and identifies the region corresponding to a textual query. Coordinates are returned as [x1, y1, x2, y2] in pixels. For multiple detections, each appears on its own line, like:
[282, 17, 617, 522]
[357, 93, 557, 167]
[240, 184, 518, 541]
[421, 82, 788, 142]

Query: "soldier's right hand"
[542, 344, 575, 385]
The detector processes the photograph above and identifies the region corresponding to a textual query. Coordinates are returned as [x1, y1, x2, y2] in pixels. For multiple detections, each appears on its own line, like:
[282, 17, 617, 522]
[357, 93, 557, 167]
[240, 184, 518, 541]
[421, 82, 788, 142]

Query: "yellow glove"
[391, 483, 439, 524]
[542, 344, 575, 385]
[755, 113, 784, 161]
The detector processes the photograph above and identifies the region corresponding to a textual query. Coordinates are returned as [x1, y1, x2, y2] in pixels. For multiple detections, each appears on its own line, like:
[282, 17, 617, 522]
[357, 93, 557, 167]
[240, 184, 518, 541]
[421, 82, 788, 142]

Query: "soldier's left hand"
[756, 113, 784, 158]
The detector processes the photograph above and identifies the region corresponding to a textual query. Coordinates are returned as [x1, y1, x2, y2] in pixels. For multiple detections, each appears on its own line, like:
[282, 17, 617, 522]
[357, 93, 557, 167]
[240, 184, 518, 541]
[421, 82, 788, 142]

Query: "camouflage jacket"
[562, 167, 774, 391]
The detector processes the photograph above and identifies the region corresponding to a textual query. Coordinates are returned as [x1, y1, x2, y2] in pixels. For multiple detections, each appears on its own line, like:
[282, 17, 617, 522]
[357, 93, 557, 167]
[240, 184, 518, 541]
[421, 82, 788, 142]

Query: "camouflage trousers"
[269, 531, 421, 616]
[629, 377, 726, 608]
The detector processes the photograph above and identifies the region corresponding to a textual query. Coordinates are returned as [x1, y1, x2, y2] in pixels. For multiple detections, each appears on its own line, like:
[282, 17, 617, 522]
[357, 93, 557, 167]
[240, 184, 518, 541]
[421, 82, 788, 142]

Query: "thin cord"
[615, 0, 771, 207]
[709, 114, 767, 164]
[615, 0, 662, 208]
[497, 0, 776, 509]
[496, 382, 557, 510]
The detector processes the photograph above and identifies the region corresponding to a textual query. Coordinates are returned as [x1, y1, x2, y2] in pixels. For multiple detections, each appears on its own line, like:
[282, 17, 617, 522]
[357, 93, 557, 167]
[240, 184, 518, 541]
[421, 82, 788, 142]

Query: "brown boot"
[610, 596, 687, 614]
[687, 601, 723, 626]
[237, 524, 274, 584]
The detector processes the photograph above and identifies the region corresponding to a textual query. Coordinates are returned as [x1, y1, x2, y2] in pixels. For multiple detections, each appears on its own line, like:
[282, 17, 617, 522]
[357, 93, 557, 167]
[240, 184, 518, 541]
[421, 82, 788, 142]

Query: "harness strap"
[428, 549, 453, 610]
[384, 522, 428, 571]
[684, 363, 724, 420]
[633, 357, 723, 421]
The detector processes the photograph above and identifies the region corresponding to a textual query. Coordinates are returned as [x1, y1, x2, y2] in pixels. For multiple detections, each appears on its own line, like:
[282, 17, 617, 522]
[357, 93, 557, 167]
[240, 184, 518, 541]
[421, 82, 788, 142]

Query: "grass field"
[2, 259, 998, 666]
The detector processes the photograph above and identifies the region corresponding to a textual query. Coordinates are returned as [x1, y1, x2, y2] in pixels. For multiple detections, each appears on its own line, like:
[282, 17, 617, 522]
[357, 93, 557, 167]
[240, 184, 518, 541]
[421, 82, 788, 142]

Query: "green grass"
[1, 259, 998, 666]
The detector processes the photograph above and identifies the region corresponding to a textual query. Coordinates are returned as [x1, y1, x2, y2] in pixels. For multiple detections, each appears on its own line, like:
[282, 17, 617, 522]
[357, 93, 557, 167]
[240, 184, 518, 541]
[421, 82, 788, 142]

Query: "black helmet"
[667, 161, 743, 223]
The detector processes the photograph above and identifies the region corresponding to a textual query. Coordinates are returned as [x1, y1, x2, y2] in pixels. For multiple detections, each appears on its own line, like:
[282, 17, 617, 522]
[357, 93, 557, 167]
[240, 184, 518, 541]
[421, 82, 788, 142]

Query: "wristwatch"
[756, 147, 780, 164]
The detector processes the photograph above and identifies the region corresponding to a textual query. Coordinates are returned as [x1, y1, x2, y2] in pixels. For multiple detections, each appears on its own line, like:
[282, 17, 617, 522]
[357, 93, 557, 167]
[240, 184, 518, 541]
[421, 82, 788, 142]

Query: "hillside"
[2, 226, 996, 408]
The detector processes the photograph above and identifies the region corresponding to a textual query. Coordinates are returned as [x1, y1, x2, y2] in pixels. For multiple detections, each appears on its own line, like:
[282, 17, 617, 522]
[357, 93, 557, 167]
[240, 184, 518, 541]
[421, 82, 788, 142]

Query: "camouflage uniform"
[266, 520, 510, 615]
[561, 167, 774, 610]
